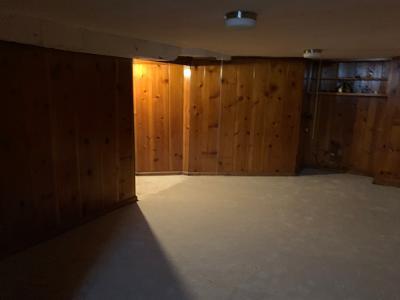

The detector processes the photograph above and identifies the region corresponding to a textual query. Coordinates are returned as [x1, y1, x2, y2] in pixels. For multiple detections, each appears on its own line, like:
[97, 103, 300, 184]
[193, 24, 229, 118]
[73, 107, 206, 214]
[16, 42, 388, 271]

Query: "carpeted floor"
[1, 172, 400, 299]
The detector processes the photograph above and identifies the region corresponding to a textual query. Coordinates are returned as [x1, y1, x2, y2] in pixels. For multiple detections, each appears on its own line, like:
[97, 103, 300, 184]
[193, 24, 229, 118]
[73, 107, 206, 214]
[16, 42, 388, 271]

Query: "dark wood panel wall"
[134, 59, 306, 175]
[0, 41, 136, 258]
[374, 58, 400, 187]
[302, 94, 386, 176]
[301, 59, 400, 188]
[133, 60, 184, 173]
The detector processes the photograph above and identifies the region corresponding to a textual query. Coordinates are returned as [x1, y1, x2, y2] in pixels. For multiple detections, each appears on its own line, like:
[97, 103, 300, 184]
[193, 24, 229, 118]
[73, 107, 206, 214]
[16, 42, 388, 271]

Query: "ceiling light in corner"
[303, 49, 323, 59]
[225, 10, 257, 28]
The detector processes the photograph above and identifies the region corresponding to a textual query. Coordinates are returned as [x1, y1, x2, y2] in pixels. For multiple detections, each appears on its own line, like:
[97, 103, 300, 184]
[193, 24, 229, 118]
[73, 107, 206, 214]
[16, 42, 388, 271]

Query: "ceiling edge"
[0, 11, 227, 60]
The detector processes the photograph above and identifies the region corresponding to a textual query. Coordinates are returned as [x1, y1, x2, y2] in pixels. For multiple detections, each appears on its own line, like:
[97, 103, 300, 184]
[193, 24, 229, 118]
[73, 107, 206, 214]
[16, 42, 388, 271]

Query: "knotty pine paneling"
[374, 58, 400, 187]
[0, 41, 136, 258]
[133, 60, 184, 173]
[185, 65, 221, 173]
[185, 59, 306, 175]
[134, 59, 305, 175]
[350, 98, 386, 175]
[218, 64, 237, 173]
[301, 93, 386, 175]
[301, 60, 392, 178]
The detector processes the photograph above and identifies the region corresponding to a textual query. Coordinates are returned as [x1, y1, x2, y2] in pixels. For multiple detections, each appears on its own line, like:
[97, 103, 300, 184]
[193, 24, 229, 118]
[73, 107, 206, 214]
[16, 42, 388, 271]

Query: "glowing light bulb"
[184, 67, 191, 78]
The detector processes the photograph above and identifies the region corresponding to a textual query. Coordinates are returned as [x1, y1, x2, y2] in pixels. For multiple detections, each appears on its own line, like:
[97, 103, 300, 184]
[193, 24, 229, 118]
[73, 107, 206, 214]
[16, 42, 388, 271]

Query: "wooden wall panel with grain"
[232, 64, 253, 173]
[134, 59, 305, 175]
[218, 64, 237, 173]
[169, 64, 184, 171]
[248, 62, 269, 172]
[350, 98, 386, 176]
[0, 41, 136, 258]
[185, 65, 221, 173]
[301, 93, 386, 175]
[374, 58, 400, 187]
[117, 58, 136, 201]
[300, 60, 393, 178]
[133, 60, 183, 173]
[47, 50, 82, 226]
[184, 59, 306, 175]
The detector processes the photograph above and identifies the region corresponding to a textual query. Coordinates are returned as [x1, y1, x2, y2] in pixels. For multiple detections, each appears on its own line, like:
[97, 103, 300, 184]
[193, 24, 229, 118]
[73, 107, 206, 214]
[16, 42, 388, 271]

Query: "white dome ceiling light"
[303, 49, 323, 59]
[225, 10, 257, 28]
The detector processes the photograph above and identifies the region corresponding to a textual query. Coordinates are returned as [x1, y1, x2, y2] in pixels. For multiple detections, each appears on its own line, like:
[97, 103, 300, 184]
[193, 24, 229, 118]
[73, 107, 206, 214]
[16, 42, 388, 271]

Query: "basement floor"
[1, 171, 400, 299]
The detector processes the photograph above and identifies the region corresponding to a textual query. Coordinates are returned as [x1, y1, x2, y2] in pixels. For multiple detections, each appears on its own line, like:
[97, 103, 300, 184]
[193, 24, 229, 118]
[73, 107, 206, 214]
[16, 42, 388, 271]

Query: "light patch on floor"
[136, 174, 188, 199]
[1, 172, 400, 299]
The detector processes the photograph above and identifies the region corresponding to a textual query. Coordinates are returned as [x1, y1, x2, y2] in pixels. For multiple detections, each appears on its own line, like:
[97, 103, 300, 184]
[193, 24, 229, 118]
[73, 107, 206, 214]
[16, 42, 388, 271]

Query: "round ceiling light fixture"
[225, 10, 257, 28]
[303, 49, 323, 59]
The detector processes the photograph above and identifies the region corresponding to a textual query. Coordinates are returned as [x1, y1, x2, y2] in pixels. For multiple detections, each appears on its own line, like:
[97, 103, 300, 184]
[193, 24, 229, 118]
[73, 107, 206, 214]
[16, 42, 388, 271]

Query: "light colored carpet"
[1, 172, 400, 299]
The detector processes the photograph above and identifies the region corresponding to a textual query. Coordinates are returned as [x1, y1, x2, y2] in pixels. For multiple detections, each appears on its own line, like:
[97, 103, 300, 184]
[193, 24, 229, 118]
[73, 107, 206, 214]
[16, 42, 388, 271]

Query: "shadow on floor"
[0, 203, 191, 300]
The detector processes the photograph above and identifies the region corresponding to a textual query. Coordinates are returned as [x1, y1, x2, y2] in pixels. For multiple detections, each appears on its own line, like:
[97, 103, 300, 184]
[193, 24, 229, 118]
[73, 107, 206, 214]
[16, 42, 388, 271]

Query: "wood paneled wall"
[184, 65, 221, 173]
[134, 59, 304, 175]
[133, 60, 184, 173]
[302, 61, 398, 176]
[0, 41, 136, 258]
[184, 60, 305, 175]
[374, 58, 400, 187]
[302, 94, 386, 176]
[134, 59, 306, 175]
[134, 58, 400, 187]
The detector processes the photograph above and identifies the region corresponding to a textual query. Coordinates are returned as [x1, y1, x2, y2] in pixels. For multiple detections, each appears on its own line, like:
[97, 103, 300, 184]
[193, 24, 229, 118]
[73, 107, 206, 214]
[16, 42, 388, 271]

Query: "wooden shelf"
[309, 77, 388, 81]
[307, 92, 387, 98]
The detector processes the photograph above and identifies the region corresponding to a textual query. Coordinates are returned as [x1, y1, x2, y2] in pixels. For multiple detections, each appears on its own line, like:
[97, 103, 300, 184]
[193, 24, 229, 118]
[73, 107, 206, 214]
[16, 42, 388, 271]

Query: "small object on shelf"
[337, 81, 353, 93]
[367, 67, 374, 79]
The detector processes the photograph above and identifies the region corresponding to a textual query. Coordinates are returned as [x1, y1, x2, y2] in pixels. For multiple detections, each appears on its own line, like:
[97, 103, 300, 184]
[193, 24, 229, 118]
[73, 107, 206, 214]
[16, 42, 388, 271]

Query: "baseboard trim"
[136, 171, 182, 176]
[136, 170, 297, 176]
[373, 177, 400, 188]
[347, 169, 374, 177]
[182, 171, 296, 176]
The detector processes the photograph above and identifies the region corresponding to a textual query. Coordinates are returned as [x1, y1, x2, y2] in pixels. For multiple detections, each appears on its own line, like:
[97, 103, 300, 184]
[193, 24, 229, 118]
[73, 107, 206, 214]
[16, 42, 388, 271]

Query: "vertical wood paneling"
[187, 66, 203, 172]
[183, 66, 191, 172]
[262, 61, 288, 173]
[185, 59, 305, 175]
[97, 56, 119, 209]
[301, 60, 394, 179]
[186, 65, 221, 173]
[202, 65, 220, 172]
[218, 64, 237, 173]
[134, 63, 152, 172]
[248, 62, 269, 172]
[0, 44, 46, 250]
[233, 64, 253, 173]
[117, 58, 135, 201]
[302, 93, 386, 174]
[75, 54, 103, 216]
[133, 60, 183, 173]
[169, 64, 184, 171]
[374, 58, 400, 187]
[134, 59, 305, 176]
[23, 48, 58, 234]
[0, 41, 136, 258]
[151, 64, 170, 171]
[48, 50, 81, 226]
[350, 98, 386, 175]
[285, 62, 305, 172]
